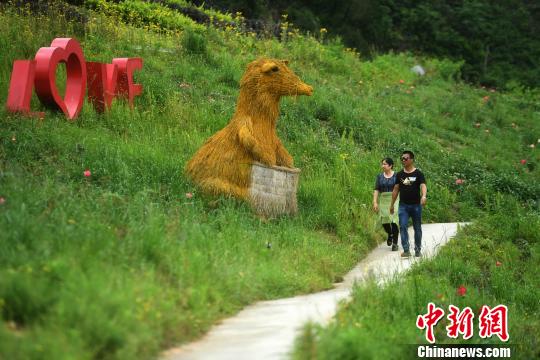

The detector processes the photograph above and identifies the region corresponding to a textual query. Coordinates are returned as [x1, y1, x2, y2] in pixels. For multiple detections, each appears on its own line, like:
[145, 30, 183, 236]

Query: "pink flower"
[496, 261, 502, 267]
[399, 79, 405, 84]
[457, 285, 467, 297]
[520, 159, 527, 165]
[0, 197, 5, 205]
[455, 179, 464, 185]
[185, 192, 193, 199]
[83, 170, 91, 177]
[482, 96, 490, 102]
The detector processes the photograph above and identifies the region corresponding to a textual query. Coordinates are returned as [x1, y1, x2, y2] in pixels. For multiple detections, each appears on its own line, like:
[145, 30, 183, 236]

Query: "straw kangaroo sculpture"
[186, 58, 313, 200]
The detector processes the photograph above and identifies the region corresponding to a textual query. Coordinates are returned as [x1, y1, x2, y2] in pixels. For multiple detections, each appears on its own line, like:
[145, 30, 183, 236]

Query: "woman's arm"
[389, 184, 400, 214]
[373, 190, 379, 212]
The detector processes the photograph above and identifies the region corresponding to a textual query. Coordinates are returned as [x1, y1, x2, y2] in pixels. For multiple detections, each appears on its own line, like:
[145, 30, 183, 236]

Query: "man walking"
[390, 151, 427, 257]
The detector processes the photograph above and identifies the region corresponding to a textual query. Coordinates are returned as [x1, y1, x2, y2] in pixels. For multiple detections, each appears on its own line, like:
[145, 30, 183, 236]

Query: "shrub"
[182, 29, 207, 55]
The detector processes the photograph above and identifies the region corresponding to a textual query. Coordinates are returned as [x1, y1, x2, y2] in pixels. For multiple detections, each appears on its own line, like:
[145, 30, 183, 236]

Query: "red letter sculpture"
[34, 38, 87, 120]
[6, 60, 37, 114]
[6, 37, 143, 119]
[87, 62, 118, 113]
[113, 58, 143, 108]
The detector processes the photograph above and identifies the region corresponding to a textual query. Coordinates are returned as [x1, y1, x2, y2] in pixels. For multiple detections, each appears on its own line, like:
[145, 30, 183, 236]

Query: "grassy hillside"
[1, 1, 539, 359]
[294, 213, 540, 360]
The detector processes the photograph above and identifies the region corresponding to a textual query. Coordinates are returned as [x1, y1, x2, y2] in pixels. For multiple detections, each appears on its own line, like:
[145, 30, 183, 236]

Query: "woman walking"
[373, 157, 399, 251]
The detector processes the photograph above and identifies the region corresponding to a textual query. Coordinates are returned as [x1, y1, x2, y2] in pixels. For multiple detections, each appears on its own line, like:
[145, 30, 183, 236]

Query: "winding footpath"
[163, 223, 467, 360]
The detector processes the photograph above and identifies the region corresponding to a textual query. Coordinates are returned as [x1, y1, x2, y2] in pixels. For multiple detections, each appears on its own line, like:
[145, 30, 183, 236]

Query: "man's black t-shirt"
[396, 169, 426, 204]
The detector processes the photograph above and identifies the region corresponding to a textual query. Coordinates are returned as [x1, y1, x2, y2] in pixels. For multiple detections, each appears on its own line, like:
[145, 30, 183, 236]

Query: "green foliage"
[85, 0, 206, 33]
[181, 29, 208, 55]
[428, 58, 464, 82]
[196, 0, 540, 88]
[383, 0, 540, 88]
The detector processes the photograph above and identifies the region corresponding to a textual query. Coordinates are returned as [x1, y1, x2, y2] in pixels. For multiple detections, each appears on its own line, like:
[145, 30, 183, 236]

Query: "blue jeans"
[398, 204, 422, 252]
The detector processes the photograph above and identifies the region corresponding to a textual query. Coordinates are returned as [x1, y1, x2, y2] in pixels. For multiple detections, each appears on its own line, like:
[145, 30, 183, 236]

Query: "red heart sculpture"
[34, 38, 86, 120]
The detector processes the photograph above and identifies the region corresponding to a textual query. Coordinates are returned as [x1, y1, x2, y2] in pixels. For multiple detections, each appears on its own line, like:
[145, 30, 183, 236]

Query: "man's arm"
[420, 183, 427, 206]
[389, 184, 399, 214]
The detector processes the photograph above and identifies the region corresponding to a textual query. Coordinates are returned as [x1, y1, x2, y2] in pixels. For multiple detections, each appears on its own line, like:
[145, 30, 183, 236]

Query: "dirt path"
[163, 223, 466, 360]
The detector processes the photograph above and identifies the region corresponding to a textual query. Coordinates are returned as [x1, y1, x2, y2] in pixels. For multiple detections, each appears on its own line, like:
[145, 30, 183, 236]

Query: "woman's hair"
[382, 157, 394, 168]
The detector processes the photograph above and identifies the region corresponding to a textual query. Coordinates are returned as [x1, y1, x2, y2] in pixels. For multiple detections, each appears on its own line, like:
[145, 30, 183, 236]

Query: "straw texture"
[185, 58, 312, 203]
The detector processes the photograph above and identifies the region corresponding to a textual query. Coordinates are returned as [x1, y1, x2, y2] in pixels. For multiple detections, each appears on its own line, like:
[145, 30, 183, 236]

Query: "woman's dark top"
[374, 173, 397, 193]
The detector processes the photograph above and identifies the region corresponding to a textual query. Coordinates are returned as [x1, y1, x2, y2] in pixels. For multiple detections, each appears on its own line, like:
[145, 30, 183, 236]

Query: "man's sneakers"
[401, 250, 422, 258]
[392, 244, 399, 251]
[387, 235, 393, 246]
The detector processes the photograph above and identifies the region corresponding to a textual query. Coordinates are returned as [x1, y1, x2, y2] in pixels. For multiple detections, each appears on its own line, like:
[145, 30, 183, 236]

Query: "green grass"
[293, 203, 540, 360]
[0, 1, 539, 359]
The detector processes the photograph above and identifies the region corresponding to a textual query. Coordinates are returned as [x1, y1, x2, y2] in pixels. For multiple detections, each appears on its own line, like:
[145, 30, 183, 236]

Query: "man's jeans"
[398, 203, 422, 253]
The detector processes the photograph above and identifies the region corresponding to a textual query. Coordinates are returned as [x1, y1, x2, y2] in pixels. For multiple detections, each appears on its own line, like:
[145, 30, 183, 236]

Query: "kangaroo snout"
[298, 83, 313, 96]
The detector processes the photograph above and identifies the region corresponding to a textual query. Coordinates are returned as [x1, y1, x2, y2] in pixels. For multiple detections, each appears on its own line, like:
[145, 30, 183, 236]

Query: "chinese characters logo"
[416, 303, 509, 343]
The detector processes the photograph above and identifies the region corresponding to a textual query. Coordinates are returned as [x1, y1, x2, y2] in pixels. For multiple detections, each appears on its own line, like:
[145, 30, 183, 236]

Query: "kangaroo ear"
[261, 62, 279, 73]
[281, 59, 289, 65]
